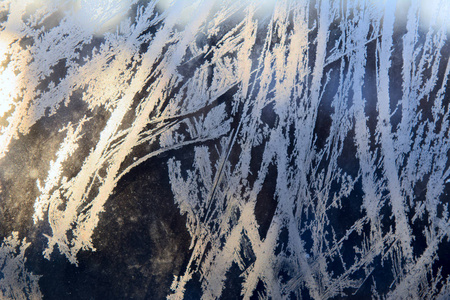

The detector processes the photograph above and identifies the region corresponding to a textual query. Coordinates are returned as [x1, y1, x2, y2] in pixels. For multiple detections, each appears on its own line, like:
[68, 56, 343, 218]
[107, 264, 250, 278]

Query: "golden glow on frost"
[0, 39, 16, 118]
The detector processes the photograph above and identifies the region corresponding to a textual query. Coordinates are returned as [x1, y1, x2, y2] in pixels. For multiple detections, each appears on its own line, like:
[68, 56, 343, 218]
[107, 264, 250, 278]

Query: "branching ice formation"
[0, 233, 42, 300]
[0, 0, 450, 298]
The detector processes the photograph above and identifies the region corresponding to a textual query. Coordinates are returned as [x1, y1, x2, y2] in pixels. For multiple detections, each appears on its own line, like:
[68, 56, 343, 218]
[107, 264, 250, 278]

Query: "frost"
[0, 233, 42, 300]
[0, 0, 450, 298]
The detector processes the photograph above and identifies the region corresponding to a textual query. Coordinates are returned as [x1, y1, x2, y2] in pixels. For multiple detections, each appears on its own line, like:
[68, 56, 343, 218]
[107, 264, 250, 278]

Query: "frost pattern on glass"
[1, 0, 450, 298]
[0, 233, 42, 300]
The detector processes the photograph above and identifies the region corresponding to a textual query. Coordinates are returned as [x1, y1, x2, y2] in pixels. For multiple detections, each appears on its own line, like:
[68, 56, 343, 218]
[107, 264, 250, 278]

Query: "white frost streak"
[1, 0, 450, 299]
[376, 0, 414, 261]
